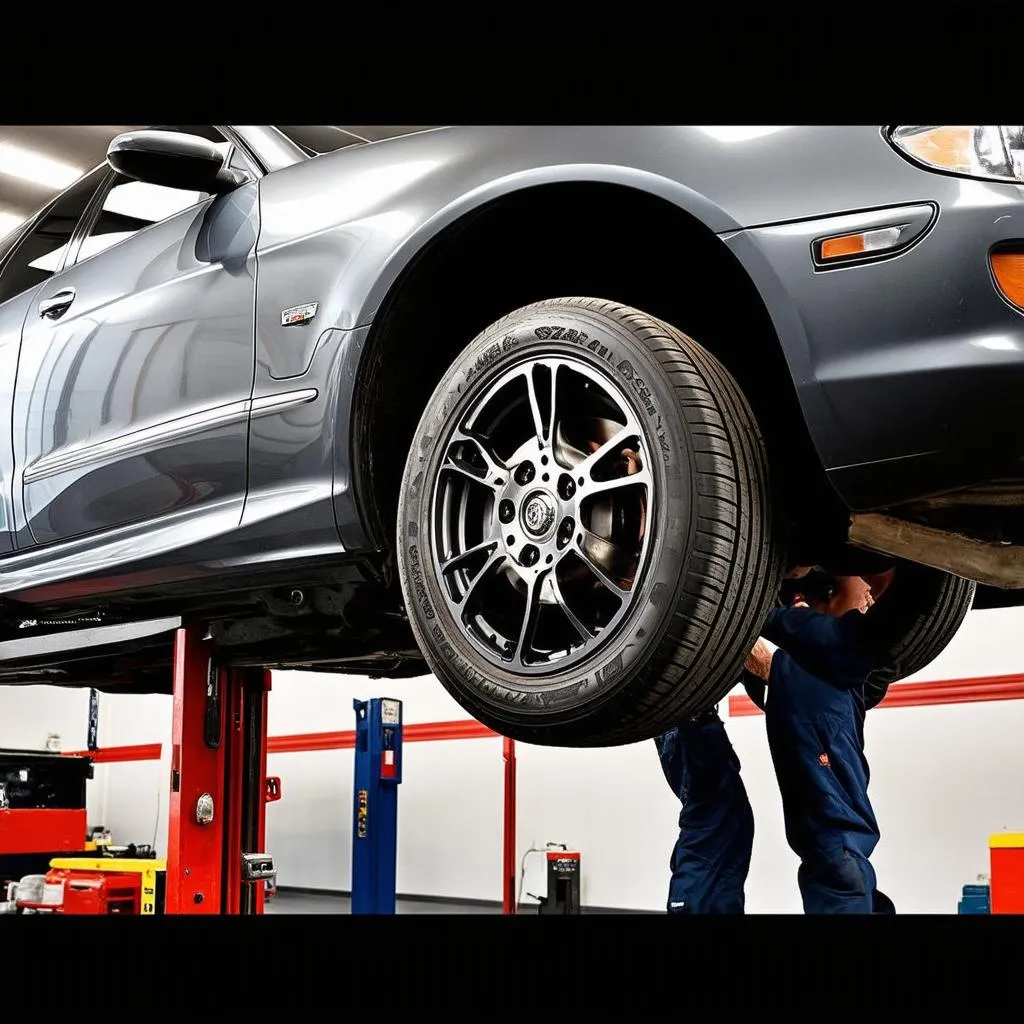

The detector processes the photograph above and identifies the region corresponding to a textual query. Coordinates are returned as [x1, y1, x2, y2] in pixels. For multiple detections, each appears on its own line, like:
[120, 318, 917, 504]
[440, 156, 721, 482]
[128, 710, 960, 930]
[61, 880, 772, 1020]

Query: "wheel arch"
[348, 172, 839, 562]
[350, 163, 744, 329]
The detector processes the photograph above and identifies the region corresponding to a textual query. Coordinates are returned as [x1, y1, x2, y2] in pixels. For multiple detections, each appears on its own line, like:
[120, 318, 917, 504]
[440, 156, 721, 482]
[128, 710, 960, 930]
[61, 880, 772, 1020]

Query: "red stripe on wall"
[59, 724, 499, 762]
[728, 672, 1024, 718]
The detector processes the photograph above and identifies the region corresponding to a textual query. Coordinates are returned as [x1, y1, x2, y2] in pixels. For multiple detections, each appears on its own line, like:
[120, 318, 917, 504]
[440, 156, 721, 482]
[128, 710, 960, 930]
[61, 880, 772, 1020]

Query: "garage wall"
[263, 674, 505, 901]
[90, 693, 173, 856]
[2, 606, 1023, 912]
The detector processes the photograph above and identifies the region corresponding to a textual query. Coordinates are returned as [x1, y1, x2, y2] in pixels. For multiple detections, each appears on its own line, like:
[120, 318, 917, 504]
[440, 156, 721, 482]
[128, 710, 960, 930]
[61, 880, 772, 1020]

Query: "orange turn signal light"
[818, 226, 904, 263]
[821, 235, 866, 260]
[991, 251, 1024, 310]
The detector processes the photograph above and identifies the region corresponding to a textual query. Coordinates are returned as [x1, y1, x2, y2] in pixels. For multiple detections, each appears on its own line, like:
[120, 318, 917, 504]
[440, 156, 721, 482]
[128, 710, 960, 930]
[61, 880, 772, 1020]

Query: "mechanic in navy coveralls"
[656, 563, 903, 914]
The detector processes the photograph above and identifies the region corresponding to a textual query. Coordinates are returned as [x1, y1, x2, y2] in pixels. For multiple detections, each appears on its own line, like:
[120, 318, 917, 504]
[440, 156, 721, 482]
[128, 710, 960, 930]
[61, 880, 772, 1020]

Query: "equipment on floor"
[537, 844, 582, 915]
[351, 697, 403, 915]
[101, 842, 157, 859]
[4, 851, 167, 915]
[958, 883, 991, 914]
[37, 858, 165, 914]
[0, 748, 93, 894]
[85, 826, 113, 852]
[50, 869, 141, 914]
[519, 842, 583, 913]
[989, 832, 1024, 913]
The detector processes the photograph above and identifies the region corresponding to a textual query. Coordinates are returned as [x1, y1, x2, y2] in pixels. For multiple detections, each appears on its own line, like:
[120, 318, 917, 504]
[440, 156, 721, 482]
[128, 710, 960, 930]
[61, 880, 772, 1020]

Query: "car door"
[0, 164, 112, 557]
[11, 127, 260, 549]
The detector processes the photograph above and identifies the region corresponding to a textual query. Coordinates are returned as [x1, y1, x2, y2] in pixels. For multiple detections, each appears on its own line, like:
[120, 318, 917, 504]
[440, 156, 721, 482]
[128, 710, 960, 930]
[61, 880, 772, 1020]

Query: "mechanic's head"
[781, 570, 874, 617]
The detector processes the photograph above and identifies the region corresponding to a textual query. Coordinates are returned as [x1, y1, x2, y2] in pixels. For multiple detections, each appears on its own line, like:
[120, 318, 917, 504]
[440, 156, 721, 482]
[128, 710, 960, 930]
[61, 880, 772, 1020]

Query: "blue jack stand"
[351, 698, 403, 914]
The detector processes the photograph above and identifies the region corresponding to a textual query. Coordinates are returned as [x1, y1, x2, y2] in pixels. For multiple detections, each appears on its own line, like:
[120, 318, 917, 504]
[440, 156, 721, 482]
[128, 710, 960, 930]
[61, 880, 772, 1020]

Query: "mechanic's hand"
[863, 567, 897, 602]
[744, 638, 774, 682]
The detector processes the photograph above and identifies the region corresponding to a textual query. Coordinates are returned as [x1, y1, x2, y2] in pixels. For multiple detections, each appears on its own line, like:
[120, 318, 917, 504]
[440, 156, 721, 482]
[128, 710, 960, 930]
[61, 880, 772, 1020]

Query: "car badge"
[281, 302, 318, 327]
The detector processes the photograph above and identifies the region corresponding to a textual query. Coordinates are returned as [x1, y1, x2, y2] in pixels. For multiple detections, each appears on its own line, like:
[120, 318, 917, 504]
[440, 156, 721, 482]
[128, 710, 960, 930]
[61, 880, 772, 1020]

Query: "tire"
[396, 297, 784, 747]
[864, 565, 975, 709]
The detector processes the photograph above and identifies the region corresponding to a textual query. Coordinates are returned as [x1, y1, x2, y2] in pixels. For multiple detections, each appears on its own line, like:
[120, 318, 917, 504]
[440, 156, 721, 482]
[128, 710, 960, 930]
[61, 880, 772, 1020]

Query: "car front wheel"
[397, 297, 784, 746]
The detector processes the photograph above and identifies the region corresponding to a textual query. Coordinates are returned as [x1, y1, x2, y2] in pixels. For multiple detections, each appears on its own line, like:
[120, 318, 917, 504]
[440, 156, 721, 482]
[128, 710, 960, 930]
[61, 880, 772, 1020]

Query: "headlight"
[887, 126, 1024, 184]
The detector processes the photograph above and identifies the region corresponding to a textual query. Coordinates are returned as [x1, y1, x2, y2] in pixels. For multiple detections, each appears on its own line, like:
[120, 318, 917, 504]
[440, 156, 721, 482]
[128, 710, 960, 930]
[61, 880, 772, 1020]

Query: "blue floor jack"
[351, 698, 403, 914]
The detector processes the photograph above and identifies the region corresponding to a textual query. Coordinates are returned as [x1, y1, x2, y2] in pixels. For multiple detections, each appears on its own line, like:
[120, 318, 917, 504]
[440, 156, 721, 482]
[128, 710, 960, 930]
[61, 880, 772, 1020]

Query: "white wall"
[263, 673, 506, 901]
[89, 693, 172, 855]
[2, 606, 1023, 912]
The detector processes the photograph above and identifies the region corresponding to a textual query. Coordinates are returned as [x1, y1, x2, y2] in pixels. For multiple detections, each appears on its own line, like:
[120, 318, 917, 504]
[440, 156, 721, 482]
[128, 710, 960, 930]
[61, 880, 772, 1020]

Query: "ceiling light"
[0, 143, 82, 189]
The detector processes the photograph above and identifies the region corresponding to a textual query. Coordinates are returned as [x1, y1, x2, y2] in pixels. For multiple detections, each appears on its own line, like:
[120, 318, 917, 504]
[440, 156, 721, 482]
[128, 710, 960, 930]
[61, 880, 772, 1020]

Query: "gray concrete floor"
[266, 889, 501, 914]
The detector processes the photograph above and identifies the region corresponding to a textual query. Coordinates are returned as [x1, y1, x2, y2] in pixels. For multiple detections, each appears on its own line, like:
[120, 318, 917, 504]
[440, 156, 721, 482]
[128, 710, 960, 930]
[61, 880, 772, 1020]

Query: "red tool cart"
[0, 748, 92, 893]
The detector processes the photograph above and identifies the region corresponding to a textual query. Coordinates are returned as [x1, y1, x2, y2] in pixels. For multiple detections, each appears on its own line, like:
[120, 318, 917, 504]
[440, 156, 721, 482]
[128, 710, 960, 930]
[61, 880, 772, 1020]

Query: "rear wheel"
[396, 297, 784, 746]
[864, 565, 975, 708]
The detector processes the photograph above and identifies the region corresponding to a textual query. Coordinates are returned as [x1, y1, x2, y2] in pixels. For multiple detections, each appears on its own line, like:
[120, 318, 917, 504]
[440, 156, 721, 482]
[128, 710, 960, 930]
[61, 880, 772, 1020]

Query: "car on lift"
[0, 124, 1020, 747]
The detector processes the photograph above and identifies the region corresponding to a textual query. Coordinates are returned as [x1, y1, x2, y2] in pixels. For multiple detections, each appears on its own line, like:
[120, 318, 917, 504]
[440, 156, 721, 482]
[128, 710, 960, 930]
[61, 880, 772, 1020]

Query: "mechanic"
[743, 567, 900, 914]
[652, 563, 821, 915]
[654, 705, 754, 914]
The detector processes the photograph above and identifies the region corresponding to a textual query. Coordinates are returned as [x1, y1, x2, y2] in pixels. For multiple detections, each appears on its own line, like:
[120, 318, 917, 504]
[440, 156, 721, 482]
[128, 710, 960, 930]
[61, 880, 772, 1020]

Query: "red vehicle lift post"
[502, 737, 517, 915]
[164, 623, 277, 914]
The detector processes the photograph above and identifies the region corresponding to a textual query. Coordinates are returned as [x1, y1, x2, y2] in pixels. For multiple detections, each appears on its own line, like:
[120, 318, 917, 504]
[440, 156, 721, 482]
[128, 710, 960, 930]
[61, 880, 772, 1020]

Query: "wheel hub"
[521, 490, 557, 538]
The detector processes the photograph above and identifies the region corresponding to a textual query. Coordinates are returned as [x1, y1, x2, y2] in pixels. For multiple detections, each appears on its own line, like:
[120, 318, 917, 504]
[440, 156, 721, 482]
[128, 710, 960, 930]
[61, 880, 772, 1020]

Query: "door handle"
[38, 287, 76, 320]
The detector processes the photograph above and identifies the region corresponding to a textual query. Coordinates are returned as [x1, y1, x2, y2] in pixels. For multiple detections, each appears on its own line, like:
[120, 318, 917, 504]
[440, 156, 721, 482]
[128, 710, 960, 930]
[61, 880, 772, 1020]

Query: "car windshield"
[275, 126, 439, 156]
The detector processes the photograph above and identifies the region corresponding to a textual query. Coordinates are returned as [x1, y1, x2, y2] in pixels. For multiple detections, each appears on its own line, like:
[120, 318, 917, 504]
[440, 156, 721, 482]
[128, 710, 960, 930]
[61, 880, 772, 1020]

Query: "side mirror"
[106, 130, 247, 195]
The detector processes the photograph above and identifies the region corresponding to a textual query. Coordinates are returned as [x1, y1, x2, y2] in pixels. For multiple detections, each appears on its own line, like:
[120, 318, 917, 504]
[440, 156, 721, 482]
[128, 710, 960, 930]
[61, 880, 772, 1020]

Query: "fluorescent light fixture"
[0, 143, 82, 189]
[697, 126, 791, 143]
[0, 211, 25, 241]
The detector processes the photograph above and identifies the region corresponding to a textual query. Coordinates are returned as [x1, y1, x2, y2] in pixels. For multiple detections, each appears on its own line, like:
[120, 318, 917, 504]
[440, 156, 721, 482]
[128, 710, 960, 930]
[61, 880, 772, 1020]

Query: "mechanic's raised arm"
[760, 605, 866, 687]
[760, 566, 906, 688]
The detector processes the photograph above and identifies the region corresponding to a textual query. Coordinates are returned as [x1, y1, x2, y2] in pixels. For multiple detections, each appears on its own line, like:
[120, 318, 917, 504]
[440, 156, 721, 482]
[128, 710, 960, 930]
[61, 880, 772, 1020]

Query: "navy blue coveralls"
[745, 604, 896, 914]
[655, 710, 754, 914]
